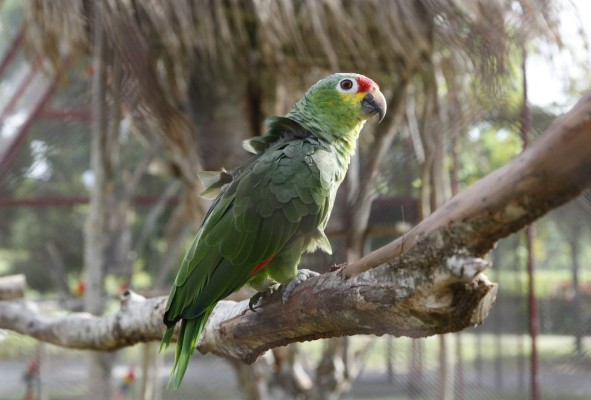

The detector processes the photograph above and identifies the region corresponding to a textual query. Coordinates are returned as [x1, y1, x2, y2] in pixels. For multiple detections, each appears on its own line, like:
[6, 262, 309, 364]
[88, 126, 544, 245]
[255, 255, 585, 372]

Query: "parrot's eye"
[336, 78, 358, 94]
[340, 80, 353, 90]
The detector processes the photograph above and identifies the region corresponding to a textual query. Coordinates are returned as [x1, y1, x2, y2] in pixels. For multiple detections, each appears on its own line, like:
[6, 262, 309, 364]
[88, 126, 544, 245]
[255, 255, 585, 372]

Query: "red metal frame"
[0, 27, 24, 77]
[38, 109, 92, 121]
[0, 27, 85, 186]
[0, 59, 40, 120]
[0, 80, 57, 181]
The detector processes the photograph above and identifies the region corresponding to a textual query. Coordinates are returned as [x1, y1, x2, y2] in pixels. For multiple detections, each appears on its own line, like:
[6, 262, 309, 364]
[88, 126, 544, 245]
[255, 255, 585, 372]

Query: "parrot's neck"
[330, 123, 364, 170]
[286, 109, 365, 169]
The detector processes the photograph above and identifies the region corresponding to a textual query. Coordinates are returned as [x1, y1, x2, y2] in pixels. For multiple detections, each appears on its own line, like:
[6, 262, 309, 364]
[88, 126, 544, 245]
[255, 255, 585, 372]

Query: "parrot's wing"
[243, 117, 310, 154]
[164, 137, 335, 324]
[200, 117, 308, 200]
[163, 137, 336, 388]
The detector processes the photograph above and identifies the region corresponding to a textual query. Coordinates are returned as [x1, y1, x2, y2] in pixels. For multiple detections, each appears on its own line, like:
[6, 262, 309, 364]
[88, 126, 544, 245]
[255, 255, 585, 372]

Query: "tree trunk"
[408, 339, 423, 399]
[569, 233, 583, 355]
[525, 225, 540, 400]
[514, 234, 526, 394]
[84, 5, 114, 398]
[139, 343, 161, 400]
[187, 62, 273, 170]
[493, 248, 504, 390]
[521, 48, 541, 400]
[230, 356, 272, 400]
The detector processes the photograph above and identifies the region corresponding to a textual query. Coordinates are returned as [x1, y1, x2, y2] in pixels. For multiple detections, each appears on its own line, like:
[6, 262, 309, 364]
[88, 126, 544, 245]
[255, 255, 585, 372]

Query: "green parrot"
[161, 73, 387, 388]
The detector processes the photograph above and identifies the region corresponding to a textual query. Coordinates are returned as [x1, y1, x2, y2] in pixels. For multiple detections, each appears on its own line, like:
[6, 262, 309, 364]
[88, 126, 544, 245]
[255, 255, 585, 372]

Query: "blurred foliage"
[0, 60, 178, 292]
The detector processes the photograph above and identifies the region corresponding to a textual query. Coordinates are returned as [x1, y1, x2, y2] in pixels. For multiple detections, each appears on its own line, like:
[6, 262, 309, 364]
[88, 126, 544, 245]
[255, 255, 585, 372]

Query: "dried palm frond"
[23, 0, 563, 177]
[26, 0, 561, 82]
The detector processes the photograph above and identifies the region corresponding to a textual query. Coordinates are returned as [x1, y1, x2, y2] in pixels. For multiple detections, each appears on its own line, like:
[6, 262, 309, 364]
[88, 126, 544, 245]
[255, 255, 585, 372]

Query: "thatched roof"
[24, 0, 562, 178]
[26, 1, 560, 78]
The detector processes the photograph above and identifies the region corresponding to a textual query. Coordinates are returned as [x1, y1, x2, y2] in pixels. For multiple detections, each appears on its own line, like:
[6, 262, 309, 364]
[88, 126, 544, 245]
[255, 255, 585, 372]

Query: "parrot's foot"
[282, 269, 320, 303]
[329, 262, 348, 272]
[249, 284, 280, 312]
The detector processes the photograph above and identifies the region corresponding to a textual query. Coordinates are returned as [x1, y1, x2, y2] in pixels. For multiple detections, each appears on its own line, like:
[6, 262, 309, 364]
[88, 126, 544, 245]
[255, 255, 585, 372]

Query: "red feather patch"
[356, 76, 375, 93]
[250, 256, 275, 276]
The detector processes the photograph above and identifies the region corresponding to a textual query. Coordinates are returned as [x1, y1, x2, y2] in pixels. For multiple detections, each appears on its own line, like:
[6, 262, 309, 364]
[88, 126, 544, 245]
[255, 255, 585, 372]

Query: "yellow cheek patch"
[338, 92, 366, 105]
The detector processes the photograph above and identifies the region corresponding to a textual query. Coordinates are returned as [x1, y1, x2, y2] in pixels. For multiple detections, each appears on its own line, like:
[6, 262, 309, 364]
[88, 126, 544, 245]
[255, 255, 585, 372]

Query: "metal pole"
[521, 46, 541, 400]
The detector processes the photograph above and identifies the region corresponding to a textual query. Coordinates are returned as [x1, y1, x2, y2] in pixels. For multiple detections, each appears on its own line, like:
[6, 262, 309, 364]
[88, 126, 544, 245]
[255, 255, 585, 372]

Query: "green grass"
[0, 332, 39, 359]
[0, 248, 28, 275]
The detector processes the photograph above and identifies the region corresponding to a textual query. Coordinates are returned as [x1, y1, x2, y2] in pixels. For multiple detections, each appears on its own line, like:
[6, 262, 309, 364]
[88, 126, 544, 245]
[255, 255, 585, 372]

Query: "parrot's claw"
[282, 269, 320, 303]
[329, 262, 348, 272]
[249, 284, 280, 312]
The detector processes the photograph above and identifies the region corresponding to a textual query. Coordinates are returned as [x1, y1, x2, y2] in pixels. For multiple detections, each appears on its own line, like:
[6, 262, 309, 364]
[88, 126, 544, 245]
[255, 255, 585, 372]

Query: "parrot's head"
[286, 73, 387, 143]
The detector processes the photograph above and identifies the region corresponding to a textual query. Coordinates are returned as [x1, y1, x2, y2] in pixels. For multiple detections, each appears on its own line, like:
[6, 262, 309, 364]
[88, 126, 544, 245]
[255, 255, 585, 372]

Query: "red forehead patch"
[356, 76, 375, 93]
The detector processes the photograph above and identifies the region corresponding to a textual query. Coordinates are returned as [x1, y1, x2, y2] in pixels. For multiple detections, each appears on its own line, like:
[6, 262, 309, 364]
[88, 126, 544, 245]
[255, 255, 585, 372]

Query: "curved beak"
[361, 87, 387, 122]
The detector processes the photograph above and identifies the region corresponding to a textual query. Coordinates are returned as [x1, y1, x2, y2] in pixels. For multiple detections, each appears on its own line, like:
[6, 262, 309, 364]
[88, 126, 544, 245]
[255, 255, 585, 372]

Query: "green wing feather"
[161, 122, 339, 388]
[243, 116, 310, 154]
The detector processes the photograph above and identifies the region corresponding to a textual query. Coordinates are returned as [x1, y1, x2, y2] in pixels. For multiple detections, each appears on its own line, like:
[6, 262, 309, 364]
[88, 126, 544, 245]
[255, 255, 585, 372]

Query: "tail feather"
[161, 309, 213, 390]
[160, 325, 175, 353]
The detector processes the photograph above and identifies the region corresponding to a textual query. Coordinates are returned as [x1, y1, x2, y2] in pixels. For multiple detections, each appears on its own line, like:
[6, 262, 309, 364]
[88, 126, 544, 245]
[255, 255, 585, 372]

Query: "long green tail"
[160, 309, 213, 389]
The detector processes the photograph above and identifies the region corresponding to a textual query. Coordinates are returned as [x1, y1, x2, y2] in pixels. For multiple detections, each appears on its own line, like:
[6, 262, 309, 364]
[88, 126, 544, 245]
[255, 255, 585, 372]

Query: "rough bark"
[0, 92, 590, 364]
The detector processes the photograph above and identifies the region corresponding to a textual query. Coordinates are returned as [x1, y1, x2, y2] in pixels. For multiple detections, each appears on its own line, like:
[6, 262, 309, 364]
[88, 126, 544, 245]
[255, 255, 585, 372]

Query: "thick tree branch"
[198, 248, 493, 363]
[0, 93, 590, 363]
[0, 249, 493, 360]
[0, 291, 167, 350]
[345, 92, 591, 277]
